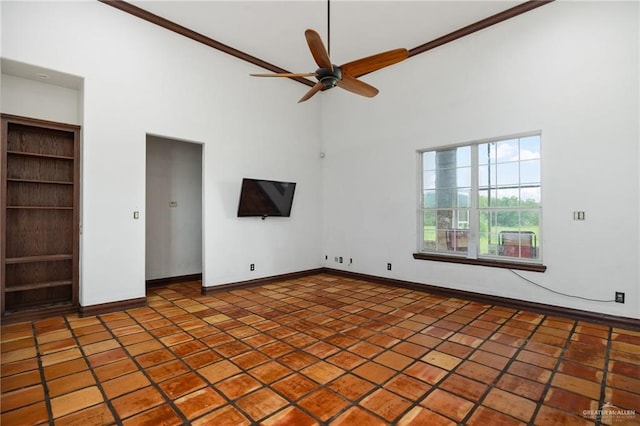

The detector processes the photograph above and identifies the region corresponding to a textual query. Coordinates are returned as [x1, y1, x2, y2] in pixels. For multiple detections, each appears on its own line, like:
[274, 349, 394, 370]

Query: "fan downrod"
[316, 65, 342, 88]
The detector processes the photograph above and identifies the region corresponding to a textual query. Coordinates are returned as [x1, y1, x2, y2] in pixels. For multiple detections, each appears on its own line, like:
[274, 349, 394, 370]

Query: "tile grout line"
[457, 308, 546, 425]
[427, 301, 514, 423]
[595, 325, 614, 426]
[109, 308, 199, 425]
[32, 321, 55, 426]
[243, 280, 388, 424]
[3, 276, 636, 426]
[217, 285, 338, 425]
[150, 280, 347, 424]
[312, 286, 438, 425]
[371, 296, 493, 424]
[321, 289, 501, 424]
[319, 282, 449, 424]
[63, 315, 123, 425]
[251, 279, 433, 424]
[138, 284, 614, 425]
[143, 289, 261, 424]
[526, 319, 579, 425]
[316, 283, 538, 424]
[253, 279, 394, 423]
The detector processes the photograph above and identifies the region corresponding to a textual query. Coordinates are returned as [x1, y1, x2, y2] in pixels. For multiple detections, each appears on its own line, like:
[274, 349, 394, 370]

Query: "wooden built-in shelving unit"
[1, 114, 80, 318]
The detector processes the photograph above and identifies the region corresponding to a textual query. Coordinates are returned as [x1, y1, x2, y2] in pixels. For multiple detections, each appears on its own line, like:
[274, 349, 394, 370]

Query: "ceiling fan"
[251, 29, 408, 103]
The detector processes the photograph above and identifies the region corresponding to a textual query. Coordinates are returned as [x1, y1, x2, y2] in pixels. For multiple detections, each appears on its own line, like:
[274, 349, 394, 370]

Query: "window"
[419, 134, 541, 264]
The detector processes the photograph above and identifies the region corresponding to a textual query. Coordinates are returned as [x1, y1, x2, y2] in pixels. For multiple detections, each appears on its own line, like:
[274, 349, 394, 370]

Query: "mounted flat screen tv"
[237, 178, 297, 218]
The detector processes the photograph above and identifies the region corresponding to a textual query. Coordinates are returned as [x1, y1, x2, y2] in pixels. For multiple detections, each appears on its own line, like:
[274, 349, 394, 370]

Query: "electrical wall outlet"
[339, 257, 343, 263]
[250, 263, 255, 271]
[387, 263, 392, 271]
[615, 292, 625, 303]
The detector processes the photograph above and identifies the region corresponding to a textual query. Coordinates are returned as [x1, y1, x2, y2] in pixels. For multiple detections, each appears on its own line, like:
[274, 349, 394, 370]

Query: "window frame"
[416, 132, 545, 272]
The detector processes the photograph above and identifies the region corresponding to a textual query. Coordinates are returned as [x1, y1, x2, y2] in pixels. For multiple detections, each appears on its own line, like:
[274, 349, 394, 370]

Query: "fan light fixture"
[250, 1, 408, 103]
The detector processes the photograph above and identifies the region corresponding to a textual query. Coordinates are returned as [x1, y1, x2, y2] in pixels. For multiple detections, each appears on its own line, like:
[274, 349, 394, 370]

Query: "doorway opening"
[145, 135, 203, 287]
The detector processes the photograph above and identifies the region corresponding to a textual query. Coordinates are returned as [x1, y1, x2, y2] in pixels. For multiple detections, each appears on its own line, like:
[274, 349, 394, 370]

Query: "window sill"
[413, 252, 547, 272]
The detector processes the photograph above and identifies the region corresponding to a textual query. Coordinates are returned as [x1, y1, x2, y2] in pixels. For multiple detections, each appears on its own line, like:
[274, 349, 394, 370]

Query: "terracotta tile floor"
[2, 274, 639, 425]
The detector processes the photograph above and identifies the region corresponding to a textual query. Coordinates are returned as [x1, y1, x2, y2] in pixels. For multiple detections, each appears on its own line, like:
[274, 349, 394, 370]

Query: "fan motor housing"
[316, 65, 342, 88]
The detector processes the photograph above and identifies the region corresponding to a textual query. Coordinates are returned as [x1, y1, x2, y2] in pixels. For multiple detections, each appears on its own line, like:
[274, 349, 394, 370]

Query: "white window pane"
[520, 136, 540, 160]
[478, 142, 497, 166]
[479, 232, 501, 255]
[488, 189, 498, 205]
[522, 210, 540, 229]
[496, 188, 519, 203]
[499, 230, 538, 259]
[423, 190, 436, 208]
[478, 143, 489, 165]
[479, 165, 496, 188]
[435, 189, 458, 208]
[457, 167, 471, 187]
[435, 165, 458, 189]
[497, 139, 519, 162]
[479, 189, 489, 208]
[424, 170, 436, 189]
[457, 189, 471, 207]
[521, 187, 541, 205]
[520, 159, 540, 184]
[423, 210, 436, 250]
[494, 210, 519, 228]
[446, 229, 468, 253]
[497, 162, 519, 186]
[457, 146, 471, 167]
[424, 210, 437, 227]
[436, 209, 454, 230]
[455, 209, 470, 229]
[423, 151, 435, 170]
[436, 150, 458, 169]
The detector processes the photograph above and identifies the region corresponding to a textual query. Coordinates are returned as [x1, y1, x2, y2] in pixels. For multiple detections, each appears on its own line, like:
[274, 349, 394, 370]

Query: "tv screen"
[237, 178, 296, 218]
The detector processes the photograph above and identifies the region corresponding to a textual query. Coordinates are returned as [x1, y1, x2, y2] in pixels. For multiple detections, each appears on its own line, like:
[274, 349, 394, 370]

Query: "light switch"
[133, 211, 140, 219]
[573, 211, 585, 220]
[169, 201, 178, 207]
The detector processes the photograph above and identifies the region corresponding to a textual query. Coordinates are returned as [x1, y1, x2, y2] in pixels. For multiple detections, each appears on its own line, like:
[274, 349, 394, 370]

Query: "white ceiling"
[127, 1, 523, 76]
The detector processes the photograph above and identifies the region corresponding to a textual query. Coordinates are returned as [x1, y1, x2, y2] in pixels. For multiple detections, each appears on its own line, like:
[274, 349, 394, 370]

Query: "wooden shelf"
[7, 206, 73, 210]
[7, 178, 73, 185]
[5, 280, 73, 293]
[7, 150, 74, 160]
[5, 254, 73, 265]
[2, 114, 80, 318]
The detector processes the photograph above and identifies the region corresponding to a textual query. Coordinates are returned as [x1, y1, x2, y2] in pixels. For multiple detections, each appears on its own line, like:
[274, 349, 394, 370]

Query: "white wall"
[146, 136, 202, 280]
[1, 1, 323, 306]
[0, 72, 80, 125]
[321, 1, 639, 319]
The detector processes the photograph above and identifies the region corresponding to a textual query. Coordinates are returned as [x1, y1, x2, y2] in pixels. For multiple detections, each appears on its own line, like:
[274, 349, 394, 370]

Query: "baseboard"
[74, 268, 638, 330]
[201, 268, 324, 295]
[79, 297, 147, 317]
[1, 303, 78, 325]
[146, 273, 202, 288]
[322, 268, 640, 331]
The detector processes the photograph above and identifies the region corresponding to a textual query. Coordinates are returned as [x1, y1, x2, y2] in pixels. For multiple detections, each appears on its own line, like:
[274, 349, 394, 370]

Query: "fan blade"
[298, 82, 324, 103]
[250, 72, 318, 77]
[337, 76, 379, 98]
[305, 29, 333, 71]
[340, 48, 408, 78]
